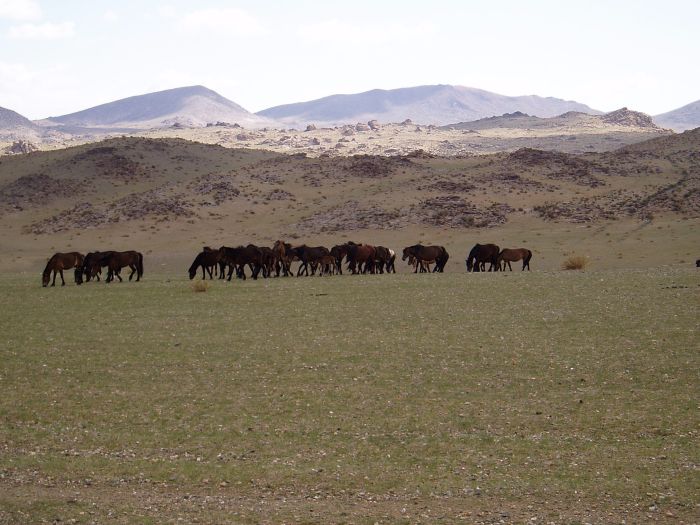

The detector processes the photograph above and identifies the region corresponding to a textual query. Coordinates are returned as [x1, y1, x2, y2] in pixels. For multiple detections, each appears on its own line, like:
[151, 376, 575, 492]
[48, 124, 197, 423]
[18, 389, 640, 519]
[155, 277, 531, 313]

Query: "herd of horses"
[41, 250, 143, 287]
[187, 241, 529, 281]
[40, 242, 532, 287]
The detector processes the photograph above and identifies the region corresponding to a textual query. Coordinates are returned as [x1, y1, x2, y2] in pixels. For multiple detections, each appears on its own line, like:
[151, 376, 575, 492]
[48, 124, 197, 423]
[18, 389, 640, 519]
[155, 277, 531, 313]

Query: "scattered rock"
[368, 120, 381, 130]
[305, 124, 317, 132]
[5, 140, 38, 155]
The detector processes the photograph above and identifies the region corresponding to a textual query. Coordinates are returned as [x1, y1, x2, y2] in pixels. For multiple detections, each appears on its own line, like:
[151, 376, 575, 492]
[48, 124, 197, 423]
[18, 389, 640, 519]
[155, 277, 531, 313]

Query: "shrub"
[192, 280, 208, 293]
[562, 255, 589, 271]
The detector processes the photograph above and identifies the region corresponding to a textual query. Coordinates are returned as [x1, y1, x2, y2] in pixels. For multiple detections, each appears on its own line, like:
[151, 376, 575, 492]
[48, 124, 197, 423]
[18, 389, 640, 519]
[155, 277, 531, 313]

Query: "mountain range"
[257, 85, 601, 127]
[1, 85, 698, 138]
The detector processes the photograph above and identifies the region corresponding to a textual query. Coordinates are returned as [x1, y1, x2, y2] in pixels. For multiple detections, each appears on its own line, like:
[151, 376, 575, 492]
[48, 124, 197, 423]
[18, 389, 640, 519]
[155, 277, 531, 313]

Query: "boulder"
[368, 120, 381, 130]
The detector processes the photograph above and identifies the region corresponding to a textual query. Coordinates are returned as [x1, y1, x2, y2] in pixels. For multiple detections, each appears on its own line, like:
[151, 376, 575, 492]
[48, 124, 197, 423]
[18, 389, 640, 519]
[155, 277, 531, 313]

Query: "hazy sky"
[0, 0, 698, 119]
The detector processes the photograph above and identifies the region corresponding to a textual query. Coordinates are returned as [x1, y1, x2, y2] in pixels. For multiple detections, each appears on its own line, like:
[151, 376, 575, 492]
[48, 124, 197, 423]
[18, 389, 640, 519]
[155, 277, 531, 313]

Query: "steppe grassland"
[1, 267, 698, 523]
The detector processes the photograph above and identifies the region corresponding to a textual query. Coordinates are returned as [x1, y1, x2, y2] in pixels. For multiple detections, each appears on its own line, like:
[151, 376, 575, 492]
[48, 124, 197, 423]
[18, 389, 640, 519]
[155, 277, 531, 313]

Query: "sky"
[0, 0, 698, 119]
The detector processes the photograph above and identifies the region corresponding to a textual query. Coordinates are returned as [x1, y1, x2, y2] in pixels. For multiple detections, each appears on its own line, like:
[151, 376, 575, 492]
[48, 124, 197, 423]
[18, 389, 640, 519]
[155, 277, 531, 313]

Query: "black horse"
[466, 243, 500, 272]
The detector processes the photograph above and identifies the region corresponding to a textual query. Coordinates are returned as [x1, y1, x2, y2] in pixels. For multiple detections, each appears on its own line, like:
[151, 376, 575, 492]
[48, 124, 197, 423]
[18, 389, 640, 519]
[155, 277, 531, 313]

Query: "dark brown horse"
[330, 244, 350, 275]
[292, 245, 331, 276]
[82, 251, 108, 282]
[498, 248, 532, 271]
[402, 244, 449, 273]
[189, 248, 221, 279]
[466, 243, 500, 272]
[42, 252, 84, 287]
[105, 251, 144, 283]
[219, 245, 263, 280]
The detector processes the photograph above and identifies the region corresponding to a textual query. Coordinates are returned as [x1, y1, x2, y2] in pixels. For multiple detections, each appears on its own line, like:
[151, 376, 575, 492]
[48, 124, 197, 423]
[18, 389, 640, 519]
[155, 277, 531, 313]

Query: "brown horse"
[272, 240, 294, 276]
[402, 245, 449, 273]
[105, 251, 144, 283]
[466, 243, 500, 272]
[317, 254, 337, 276]
[42, 252, 84, 287]
[498, 248, 532, 271]
[346, 243, 376, 274]
[189, 248, 221, 279]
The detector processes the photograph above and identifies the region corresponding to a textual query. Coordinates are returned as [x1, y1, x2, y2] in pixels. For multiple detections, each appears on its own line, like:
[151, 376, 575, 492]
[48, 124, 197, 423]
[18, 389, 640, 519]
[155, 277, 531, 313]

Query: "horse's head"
[74, 268, 83, 285]
[401, 247, 411, 261]
[466, 258, 473, 272]
[41, 271, 50, 287]
[188, 267, 197, 280]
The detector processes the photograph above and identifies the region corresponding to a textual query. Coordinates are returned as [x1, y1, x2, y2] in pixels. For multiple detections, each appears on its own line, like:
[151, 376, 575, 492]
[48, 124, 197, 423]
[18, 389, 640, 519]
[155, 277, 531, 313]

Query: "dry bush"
[562, 255, 589, 270]
[192, 280, 209, 293]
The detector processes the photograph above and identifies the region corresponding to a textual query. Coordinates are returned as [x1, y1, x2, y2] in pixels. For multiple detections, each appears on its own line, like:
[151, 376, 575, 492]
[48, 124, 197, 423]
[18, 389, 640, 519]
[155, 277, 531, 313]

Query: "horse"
[82, 251, 107, 282]
[696, 259, 700, 268]
[373, 246, 391, 274]
[466, 243, 500, 272]
[272, 240, 294, 276]
[498, 248, 532, 271]
[408, 254, 434, 273]
[317, 254, 337, 276]
[330, 244, 350, 275]
[104, 251, 144, 283]
[346, 243, 376, 274]
[385, 248, 396, 273]
[42, 252, 84, 287]
[219, 245, 263, 280]
[293, 245, 331, 276]
[402, 245, 449, 273]
[189, 248, 221, 279]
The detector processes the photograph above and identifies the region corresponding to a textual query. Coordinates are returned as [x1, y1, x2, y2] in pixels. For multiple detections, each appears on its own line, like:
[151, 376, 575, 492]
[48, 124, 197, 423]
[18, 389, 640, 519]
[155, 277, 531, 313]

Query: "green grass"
[1, 269, 698, 523]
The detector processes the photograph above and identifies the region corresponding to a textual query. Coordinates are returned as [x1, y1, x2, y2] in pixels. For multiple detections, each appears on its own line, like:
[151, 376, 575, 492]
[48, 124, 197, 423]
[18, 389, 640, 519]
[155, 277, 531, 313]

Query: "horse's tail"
[137, 252, 144, 279]
[524, 249, 532, 266]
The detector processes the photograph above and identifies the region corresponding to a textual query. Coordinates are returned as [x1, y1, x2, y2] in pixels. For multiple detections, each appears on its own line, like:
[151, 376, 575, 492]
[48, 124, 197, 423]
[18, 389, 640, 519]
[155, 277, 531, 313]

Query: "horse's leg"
[128, 264, 135, 281]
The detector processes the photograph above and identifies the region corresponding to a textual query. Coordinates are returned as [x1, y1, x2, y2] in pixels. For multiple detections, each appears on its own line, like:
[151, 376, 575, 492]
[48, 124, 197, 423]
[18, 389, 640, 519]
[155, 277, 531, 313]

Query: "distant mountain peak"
[602, 107, 658, 128]
[46, 86, 275, 130]
[654, 99, 700, 132]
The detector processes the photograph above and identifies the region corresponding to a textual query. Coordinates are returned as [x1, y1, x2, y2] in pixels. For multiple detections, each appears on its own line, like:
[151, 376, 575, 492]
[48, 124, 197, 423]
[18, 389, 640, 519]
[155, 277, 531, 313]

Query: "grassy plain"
[1, 267, 698, 523]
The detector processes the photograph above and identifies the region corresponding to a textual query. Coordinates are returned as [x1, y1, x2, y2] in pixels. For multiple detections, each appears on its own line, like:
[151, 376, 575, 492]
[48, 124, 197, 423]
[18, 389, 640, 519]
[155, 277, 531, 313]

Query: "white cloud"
[0, 0, 41, 21]
[8, 21, 75, 39]
[103, 10, 119, 22]
[177, 7, 266, 37]
[297, 18, 436, 44]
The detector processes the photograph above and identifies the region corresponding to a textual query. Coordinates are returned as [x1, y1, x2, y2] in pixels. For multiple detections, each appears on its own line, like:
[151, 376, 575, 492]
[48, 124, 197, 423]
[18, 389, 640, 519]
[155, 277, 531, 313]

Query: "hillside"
[0, 106, 42, 141]
[44, 86, 276, 130]
[0, 130, 697, 272]
[257, 84, 600, 127]
[654, 99, 700, 131]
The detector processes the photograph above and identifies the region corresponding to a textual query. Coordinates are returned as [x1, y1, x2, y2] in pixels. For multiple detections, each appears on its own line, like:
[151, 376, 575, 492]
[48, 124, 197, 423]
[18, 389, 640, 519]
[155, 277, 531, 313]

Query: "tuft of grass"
[191, 280, 208, 292]
[562, 254, 589, 270]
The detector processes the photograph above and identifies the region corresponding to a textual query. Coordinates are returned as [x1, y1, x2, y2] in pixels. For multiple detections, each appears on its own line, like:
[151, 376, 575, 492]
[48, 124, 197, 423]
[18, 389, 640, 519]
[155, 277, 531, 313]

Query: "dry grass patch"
[562, 254, 589, 270]
[191, 280, 208, 292]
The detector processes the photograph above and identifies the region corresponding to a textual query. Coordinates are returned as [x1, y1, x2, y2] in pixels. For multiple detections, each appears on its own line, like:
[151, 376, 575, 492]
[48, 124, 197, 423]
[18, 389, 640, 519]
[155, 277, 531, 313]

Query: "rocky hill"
[654, 99, 700, 131]
[0, 106, 42, 141]
[44, 86, 276, 131]
[257, 84, 600, 127]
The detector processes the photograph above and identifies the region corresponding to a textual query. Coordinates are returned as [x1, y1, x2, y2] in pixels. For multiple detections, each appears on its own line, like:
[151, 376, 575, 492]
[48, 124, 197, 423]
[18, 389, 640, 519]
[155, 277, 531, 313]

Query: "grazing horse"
[466, 243, 500, 272]
[402, 245, 449, 273]
[105, 251, 144, 283]
[385, 248, 396, 273]
[498, 248, 532, 271]
[189, 248, 221, 279]
[82, 251, 107, 282]
[42, 252, 84, 287]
